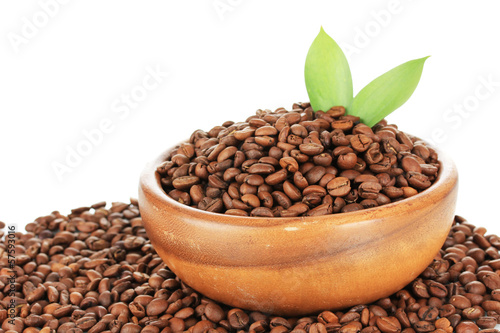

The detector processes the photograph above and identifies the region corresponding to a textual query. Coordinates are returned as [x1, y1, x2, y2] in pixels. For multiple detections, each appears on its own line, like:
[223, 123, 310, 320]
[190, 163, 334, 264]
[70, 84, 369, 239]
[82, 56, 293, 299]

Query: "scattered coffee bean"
[6, 202, 500, 333]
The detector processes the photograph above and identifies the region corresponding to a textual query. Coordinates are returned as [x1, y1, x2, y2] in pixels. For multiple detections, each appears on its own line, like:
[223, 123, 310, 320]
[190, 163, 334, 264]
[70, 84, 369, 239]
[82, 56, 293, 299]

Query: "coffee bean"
[245, 174, 264, 186]
[417, 306, 438, 321]
[317, 311, 338, 325]
[331, 118, 353, 131]
[283, 181, 302, 202]
[376, 316, 401, 333]
[121, 323, 142, 333]
[205, 302, 224, 323]
[337, 153, 358, 170]
[23, 198, 500, 333]
[309, 322, 328, 333]
[465, 281, 486, 295]
[480, 272, 500, 290]
[299, 143, 324, 156]
[427, 281, 447, 298]
[481, 300, 500, 312]
[412, 280, 430, 298]
[413, 320, 434, 332]
[341, 203, 364, 213]
[350, 134, 373, 152]
[455, 321, 479, 333]
[248, 163, 275, 174]
[265, 169, 288, 186]
[217, 146, 238, 163]
[450, 295, 472, 309]
[305, 166, 326, 185]
[175, 307, 195, 319]
[382, 137, 401, 155]
[279, 157, 299, 173]
[147, 298, 169, 316]
[173, 176, 201, 190]
[327, 177, 351, 197]
[76, 316, 97, 330]
[476, 316, 497, 329]
[358, 182, 382, 199]
[2, 317, 24, 332]
[228, 309, 249, 329]
[293, 171, 309, 190]
[406, 172, 431, 190]
[401, 156, 422, 173]
[461, 306, 482, 320]
[394, 309, 410, 328]
[53, 304, 74, 318]
[241, 194, 260, 208]
[250, 207, 274, 217]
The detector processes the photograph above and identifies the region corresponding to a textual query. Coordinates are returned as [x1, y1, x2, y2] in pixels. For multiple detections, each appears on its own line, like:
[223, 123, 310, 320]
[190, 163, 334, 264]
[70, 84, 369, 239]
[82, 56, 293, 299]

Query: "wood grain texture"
[138, 147, 458, 316]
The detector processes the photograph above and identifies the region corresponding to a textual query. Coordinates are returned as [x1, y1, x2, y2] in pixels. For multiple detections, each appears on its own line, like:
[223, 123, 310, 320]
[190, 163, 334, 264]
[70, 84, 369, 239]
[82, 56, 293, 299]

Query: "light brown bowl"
[138, 147, 458, 316]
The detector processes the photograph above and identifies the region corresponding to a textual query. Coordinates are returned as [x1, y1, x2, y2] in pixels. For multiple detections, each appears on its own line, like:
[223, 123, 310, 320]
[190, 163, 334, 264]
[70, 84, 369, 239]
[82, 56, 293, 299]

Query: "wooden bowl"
[138, 147, 458, 316]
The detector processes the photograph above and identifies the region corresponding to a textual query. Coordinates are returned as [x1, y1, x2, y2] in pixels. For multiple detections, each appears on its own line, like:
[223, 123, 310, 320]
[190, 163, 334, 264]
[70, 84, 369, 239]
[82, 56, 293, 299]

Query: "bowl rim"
[140, 144, 458, 228]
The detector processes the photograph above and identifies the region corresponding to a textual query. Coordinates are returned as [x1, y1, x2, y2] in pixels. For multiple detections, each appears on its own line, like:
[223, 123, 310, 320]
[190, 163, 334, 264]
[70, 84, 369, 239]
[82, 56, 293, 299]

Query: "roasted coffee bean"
[327, 177, 351, 197]
[376, 316, 401, 333]
[480, 272, 500, 290]
[248, 163, 275, 175]
[313, 153, 333, 167]
[228, 309, 250, 329]
[462, 306, 483, 320]
[76, 316, 97, 330]
[332, 118, 353, 131]
[283, 181, 302, 202]
[455, 321, 479, 333]
[250, 207, 274, 217]
[351, 134, 373, 153]
[481, 300, 500, 312]
[272, 191, 292, 209]
[450, 295, 472, 309]
[358, 182, 382, 199]
[305, 166, 326, 185]
[465, 281, 486, 295]
[173, 176, 200, 190]
[337, 153, 358, 170]
[205, 302, 225, 323]
[293, 171, 309, 190]
[299, 142, 324, 156]
[412, 280, 430, 298]
[340, 202, 363, 213]
[25, 201, 500, 333]
[306, 203, 333, 216]
[279, 157, 299, 173]
[406, 172, 431, 190]
[241, 194, 260, 208]
[476, 316, 497, 329]
[401, 156, 422, 173]
[413, 320, 434, 332]
[417, 306, 438, 321]
[265, 169, 288, 186]
[428, 281, 447, 298]
[394, 309, 410, 328]
[147, 298, 169, 316]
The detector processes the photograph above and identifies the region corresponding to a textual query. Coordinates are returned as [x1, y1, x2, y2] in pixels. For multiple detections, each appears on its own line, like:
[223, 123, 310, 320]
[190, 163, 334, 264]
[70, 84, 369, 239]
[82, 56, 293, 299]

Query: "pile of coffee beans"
[157, 103, 440, 217]
[2, 201, 500, 333]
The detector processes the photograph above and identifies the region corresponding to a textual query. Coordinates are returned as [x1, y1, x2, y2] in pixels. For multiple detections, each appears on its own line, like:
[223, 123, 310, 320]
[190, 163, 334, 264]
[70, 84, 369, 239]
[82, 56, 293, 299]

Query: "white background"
[1, 1, 499, 235]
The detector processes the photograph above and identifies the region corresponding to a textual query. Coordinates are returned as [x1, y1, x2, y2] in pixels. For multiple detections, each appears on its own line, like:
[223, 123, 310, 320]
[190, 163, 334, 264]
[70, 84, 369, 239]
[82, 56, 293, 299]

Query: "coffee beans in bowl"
[139, 102, 458, 315]
[156, 103, 440, 217]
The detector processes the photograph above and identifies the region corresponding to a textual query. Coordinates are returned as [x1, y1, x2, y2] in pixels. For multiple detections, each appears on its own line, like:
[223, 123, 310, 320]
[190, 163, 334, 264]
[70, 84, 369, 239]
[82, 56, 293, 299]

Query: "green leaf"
[349, 56, 429, 127]
[305, 27, 353, 112]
